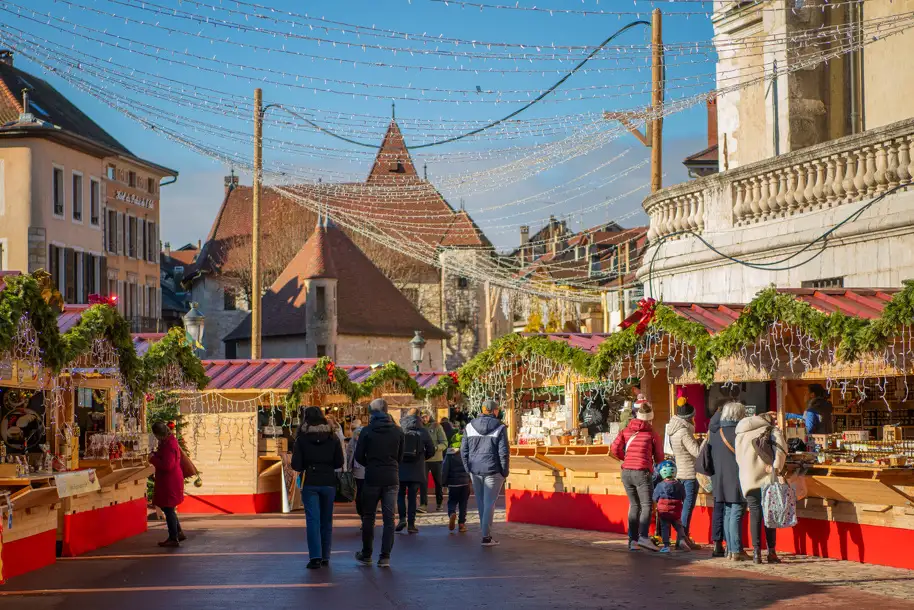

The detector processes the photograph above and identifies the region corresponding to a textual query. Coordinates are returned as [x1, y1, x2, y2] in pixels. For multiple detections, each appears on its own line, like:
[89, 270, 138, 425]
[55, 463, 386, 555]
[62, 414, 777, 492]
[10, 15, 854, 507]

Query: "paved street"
[3, 505, 914, 610]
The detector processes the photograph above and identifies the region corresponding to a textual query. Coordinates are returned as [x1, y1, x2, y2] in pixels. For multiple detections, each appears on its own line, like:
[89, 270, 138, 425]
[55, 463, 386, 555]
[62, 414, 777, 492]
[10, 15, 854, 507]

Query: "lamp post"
[183, 302, 206, 357]
[410, 330, 427, 374]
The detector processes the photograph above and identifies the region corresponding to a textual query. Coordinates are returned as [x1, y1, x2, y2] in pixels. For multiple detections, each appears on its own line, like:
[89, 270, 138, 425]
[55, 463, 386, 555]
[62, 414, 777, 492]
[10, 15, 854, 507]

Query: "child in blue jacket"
[441, 434, 470, 533]
[652, 460, 693, 553]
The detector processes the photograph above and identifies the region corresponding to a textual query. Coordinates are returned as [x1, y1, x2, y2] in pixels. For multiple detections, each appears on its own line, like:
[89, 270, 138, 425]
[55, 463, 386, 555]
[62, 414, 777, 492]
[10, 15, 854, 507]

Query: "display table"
[59, 462, 153, 557]
[0, 476, 60, 583]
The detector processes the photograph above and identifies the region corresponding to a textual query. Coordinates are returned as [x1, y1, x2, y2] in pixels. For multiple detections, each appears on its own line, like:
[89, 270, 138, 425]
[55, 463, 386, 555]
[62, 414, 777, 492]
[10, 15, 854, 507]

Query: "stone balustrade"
[643, 118, 914, 242]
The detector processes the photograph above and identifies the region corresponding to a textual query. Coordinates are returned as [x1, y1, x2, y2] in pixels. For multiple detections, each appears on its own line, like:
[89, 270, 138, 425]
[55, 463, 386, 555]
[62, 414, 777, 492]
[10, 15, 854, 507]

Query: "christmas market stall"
[178, 357, 459, 515]
[0, 272, 207, 580]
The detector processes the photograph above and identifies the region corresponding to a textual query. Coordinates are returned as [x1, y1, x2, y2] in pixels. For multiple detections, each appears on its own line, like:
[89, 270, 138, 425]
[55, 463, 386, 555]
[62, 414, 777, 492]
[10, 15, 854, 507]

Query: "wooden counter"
[0, 476, 60, 583]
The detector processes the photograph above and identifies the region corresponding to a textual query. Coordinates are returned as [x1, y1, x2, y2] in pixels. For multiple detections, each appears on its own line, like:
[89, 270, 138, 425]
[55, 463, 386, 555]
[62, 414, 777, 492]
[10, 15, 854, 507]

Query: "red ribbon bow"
[448, 372, 459, 384]
[88, 294, 118, 307]
[619, 297, 657, 336]
[325, 361, 336, 383]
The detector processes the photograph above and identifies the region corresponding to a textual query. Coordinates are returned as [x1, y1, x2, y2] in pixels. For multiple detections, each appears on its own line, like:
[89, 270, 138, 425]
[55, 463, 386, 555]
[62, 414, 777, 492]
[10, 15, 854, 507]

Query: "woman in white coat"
[735, 411, 786, 564]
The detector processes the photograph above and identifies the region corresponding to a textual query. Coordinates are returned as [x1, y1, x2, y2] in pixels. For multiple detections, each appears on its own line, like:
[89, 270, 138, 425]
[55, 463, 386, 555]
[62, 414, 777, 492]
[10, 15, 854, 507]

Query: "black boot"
[712, 541, 726, 558]
[753, 549, 762, 564]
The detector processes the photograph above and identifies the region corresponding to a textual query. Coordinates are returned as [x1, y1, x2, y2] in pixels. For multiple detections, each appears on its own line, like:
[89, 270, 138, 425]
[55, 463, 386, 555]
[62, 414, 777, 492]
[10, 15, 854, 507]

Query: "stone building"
[186, 119, 507, 367]
[221, 217, 447, 370]
[639, 0, 914, 302]
[0, 50, 175, 330]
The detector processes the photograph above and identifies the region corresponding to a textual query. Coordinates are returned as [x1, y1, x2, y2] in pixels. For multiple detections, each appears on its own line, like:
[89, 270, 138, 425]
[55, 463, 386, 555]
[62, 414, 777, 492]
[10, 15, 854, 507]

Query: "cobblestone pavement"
[1, 505, 912, 609]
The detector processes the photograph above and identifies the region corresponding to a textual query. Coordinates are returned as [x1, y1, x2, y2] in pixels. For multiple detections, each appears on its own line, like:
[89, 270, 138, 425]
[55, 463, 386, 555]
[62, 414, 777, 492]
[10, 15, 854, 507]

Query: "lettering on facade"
[114, 190, 154, 209]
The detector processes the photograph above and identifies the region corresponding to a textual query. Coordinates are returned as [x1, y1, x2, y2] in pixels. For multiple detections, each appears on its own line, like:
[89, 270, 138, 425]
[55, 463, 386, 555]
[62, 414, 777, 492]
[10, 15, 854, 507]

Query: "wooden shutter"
[65, 248, 76, 304]
[99, 257, 108, 295]
[116, 212, 124, 255]
[138, 219, 145, 264]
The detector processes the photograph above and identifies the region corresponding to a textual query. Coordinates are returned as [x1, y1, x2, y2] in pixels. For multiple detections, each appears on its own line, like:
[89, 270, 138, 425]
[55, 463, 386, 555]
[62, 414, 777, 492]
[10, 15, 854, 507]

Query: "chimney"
[707, 95, 718, 148]
[197, 239, 202, 250]
[519, 225, 529, 246]
[0, 50, 12, 67]
[224, 171, 239, 193]
[163, 242, 171, 257]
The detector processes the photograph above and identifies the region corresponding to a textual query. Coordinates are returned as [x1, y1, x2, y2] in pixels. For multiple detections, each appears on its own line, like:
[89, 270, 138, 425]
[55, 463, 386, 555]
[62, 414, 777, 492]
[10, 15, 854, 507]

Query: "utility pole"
[650, 8, 663, 193]
[251, 88, 263, 360]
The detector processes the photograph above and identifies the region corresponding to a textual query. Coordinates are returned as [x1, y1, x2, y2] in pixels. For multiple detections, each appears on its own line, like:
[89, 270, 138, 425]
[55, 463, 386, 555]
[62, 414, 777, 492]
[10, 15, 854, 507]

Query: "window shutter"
[116, 212, 124, 255]
[138, 219, 145, 264]
[99, 257, 108, 295]
[65, 248, 77, 304]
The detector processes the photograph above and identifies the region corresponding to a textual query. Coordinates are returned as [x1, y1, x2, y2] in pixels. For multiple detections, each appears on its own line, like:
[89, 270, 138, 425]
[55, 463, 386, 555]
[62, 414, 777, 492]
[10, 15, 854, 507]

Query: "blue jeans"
[659, 518, 687, 547]
[712, 501, 725, 543]
[723, 502, 745, 554]
[470, 473, 505, 538]
[680, 479, 699, 537]
[301, 485, 336, 560]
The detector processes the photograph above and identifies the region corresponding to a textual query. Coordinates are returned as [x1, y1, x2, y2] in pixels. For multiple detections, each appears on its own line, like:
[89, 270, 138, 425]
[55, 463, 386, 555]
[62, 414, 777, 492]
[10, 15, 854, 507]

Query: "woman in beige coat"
[734, 412, 786, 564]
[667, 400, 702, 548]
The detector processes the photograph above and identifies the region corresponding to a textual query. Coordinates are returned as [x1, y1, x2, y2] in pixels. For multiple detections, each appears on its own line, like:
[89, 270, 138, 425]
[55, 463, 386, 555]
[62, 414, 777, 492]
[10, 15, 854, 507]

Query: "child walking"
[652, 460, 694, 553]
[441, 434, 469, 533]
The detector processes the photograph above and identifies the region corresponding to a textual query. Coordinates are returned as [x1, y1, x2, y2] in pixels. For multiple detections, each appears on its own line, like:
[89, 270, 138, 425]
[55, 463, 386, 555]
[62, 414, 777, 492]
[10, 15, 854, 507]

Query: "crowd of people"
[612, 393, 788, 563]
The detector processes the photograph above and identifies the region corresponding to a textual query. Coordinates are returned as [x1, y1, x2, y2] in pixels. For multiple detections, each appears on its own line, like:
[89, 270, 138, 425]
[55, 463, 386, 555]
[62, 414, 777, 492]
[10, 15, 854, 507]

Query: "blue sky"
[4, 0, 715, 251]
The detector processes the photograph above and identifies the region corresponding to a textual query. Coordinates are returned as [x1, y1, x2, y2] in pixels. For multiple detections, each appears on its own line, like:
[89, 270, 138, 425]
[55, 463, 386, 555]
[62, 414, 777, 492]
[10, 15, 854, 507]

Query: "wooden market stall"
[179, 358, 459, 515]
[466, 287, 914, 570]
[0, 272, 207, 581]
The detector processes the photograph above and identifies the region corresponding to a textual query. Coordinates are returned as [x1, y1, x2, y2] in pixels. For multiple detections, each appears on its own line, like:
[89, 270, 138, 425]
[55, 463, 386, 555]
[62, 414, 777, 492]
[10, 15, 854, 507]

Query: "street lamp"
[183, 302, 206, 356]
[409, 330, 427, 373]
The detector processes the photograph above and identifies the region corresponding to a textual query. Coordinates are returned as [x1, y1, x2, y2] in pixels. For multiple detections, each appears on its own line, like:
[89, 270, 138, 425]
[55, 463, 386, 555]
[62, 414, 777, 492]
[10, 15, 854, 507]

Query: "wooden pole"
[651, 9, 664, 193]
[251, 88, 263, 360]
[601, 291, 610, 333]
[484, 280, 492, 349]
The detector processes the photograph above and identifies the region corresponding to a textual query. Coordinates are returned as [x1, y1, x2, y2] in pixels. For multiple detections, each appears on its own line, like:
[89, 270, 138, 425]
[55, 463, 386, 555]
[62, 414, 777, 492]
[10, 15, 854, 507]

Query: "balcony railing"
[643, 117, 914, 243]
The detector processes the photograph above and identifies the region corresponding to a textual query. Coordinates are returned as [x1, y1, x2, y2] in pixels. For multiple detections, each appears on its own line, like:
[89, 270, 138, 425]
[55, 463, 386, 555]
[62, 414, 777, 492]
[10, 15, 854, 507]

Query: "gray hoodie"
[667, 416, 701, 480]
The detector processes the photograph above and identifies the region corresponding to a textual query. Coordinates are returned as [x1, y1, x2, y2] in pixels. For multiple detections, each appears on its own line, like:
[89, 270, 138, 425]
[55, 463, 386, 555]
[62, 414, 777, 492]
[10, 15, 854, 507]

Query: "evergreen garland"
[0, 271, 209, 393]
[459, 282, 914, 389]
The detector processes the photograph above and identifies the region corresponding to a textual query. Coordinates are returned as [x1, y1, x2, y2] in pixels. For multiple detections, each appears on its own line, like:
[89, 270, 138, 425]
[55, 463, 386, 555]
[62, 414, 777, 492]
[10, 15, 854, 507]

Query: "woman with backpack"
[735, 411, 787, 564]
[396, 410, 435, 534]
[610, 399, 664, 552]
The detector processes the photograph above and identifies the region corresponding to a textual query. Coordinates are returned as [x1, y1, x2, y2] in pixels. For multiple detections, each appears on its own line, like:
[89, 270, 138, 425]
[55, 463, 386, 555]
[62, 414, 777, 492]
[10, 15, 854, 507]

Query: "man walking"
[397, 408, 435, 533]
[354, 399, 404, 567]
[461, 399, 509, 547]
[420, 409, 448, 513]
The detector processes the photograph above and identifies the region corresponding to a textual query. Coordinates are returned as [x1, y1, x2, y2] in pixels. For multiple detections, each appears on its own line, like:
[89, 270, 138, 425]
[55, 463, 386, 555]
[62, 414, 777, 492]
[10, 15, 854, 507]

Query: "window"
[801, 277, 844, 289]
[128, 216, 137, 258]
[89, 179, 100, 226]
[456, 276, 469, 289]
[128, 171, 137, 188]
[106, 210, 118, 252]
[53, 166, 64, 216]
[316, 345, 327, 357]
[106, 165, 116, 180]
[72, 172, 83, 222]
[147, 177, 156, 193]
[146, 221, 157, 262]
[316, 286, 326, 316]
[149, 286, 157, 318]
[223, 287, 237, 311]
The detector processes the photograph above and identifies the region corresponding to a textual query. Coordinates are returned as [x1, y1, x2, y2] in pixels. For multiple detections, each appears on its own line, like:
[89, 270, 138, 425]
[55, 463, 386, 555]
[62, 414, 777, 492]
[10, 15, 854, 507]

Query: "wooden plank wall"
[182, 412, 258, 496]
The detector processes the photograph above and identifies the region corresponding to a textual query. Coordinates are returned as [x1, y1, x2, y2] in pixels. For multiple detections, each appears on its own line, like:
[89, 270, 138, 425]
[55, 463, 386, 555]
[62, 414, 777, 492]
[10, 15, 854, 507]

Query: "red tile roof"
[223, 222, 447, 342]
[201, 358, 451, 391]
[367, 120, 420, 185]
[134, 333, 166, 357]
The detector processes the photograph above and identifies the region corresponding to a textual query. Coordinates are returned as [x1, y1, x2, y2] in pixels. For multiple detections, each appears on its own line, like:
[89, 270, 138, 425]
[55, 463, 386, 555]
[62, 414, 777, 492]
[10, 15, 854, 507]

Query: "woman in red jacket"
[611, 399, 664, 552]
[149, 421, 186, 548]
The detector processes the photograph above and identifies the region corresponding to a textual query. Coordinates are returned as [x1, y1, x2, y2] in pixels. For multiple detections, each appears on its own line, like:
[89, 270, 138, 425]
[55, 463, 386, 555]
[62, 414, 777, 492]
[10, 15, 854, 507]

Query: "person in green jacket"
[420, 409, 448, 512]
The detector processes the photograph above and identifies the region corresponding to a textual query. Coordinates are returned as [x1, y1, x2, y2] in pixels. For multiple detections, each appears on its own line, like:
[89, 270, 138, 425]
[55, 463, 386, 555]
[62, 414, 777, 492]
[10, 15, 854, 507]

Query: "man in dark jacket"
[396, 409, 435, 534]
[354, 399, 404, 567]
[461, 399, 509, 547]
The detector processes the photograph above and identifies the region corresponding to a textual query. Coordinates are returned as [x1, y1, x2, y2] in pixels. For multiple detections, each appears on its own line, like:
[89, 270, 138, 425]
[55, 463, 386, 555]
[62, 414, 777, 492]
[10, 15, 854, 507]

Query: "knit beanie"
[482, 399, 499, 414]
[636, 401, 654, 421]
[675, 396, 695, 419]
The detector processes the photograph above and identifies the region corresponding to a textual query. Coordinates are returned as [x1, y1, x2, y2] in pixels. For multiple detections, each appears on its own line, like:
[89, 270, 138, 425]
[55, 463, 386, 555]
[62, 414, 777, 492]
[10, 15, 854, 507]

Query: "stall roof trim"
[201, 358, 452, 391]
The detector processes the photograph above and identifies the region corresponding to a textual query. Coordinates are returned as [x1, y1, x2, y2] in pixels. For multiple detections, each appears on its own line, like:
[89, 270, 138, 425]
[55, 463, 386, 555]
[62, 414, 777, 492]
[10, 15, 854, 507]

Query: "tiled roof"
[202, 358, 452, 391]
[0, 61, 131, 155]
[58, 305, 90, 333]
[134, 333, 166, 357]
[683, 143, 719, 164]
[516, 226, 648, 284]
[532, 333, 611, 353]
[223, 222, 447, 342]
[367, 120, 420, 185]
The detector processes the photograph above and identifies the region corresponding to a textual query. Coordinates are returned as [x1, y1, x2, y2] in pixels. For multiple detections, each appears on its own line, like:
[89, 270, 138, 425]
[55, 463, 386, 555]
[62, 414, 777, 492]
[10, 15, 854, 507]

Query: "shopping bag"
[335, 471, 356, 502]
[696, 472, 713, 494]
[762, 471, 797, 529]
[179, 448, 198, 479]
[695, 438, 714, 476]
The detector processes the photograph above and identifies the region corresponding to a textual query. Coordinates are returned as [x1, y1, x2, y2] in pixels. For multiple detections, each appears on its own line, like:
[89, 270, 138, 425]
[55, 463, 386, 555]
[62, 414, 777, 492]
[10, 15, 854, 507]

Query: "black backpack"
[403, 430, 421, 462]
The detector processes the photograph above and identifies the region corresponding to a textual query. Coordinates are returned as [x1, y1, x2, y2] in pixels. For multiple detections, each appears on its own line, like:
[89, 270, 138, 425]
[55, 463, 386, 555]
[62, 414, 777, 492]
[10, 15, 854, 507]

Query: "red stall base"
[61, 498, 147, 557]
[181, 492, 282, 515]
[1, 529, 57, 583]
[506, 489, 914, 570]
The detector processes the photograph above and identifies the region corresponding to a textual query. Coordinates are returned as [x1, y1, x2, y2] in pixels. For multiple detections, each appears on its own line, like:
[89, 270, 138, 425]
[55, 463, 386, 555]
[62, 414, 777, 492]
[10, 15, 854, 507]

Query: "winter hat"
[658, 460, 677, 480]
[369, 398, 388, 413]
[675, 396, 695, 419]
[636, 401, 654, 421]
[482, 399, 499, 414]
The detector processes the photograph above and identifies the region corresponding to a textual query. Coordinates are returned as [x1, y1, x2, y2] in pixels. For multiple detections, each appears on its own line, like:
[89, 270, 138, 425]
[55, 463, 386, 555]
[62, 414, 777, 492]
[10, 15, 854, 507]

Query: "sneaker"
[417, 505, 428, 514]
[407, 524, 419, 534]
[158, 539, 180, 548]
[177, 531, 187, 542]
[659, 546, 672, 554]
[481, 537, 500, 547]
[637, 536, 661, 552]
[355, 551, 372, 566]
[448, 513, 457, 532]
[629, 541, 640, 552]
[377, 556, 390, 568]
[395, 520, 407, 533]
[306, 559, 322, 569]
[458, 523, 468, 533]
[320, 558, 330, 566]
